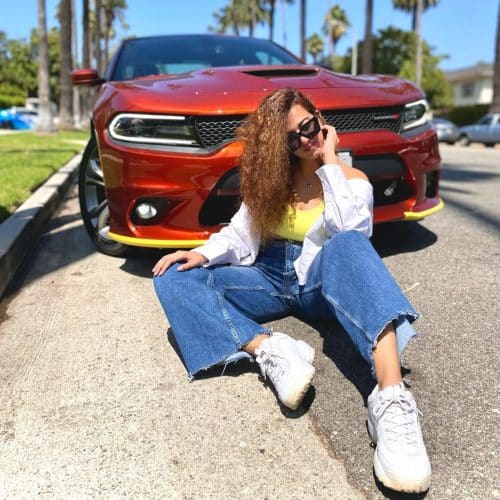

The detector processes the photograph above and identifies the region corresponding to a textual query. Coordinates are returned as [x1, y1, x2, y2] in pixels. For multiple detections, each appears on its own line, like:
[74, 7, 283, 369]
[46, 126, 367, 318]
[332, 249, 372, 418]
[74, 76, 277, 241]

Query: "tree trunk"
[362, 0, 373, 73]
[269, 0, 275, 40]
[81, 0, 91, 128]
[72, 0, 81, 128]
[491, 3, 500, 112]
[59, 0, 73, 129]
[415, 0, 423, 87]
[37, 0, 54, 133]
[300, 0, 306, 61]
[95, 0, 102, 74]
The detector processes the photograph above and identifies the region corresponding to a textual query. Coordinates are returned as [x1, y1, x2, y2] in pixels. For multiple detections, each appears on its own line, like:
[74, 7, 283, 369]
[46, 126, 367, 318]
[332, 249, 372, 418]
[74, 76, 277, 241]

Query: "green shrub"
[0, 83, 25, 109]
[444, 104, 490, 126]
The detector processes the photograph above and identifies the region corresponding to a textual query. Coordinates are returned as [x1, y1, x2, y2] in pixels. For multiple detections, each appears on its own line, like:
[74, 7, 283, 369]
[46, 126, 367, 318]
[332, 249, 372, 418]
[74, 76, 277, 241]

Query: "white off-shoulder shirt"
[195, 164, 374, 285]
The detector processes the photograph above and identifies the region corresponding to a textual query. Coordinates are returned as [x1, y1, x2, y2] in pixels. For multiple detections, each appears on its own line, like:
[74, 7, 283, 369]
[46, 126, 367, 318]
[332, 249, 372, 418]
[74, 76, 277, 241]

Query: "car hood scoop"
[240, 67, 319, 78]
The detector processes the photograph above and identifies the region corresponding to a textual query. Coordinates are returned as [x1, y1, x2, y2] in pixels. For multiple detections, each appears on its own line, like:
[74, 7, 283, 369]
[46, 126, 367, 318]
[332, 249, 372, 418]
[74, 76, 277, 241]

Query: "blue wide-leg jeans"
[153, 231, 419, 378]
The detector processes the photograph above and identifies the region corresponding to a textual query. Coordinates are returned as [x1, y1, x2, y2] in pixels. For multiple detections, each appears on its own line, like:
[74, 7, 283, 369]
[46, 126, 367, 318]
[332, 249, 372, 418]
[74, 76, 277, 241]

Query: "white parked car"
[458, 113, 500, 147]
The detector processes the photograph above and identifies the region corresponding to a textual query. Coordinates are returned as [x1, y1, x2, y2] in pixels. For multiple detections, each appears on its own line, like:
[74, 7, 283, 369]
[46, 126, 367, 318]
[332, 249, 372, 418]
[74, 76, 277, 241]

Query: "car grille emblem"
[373, 113, 400, 122]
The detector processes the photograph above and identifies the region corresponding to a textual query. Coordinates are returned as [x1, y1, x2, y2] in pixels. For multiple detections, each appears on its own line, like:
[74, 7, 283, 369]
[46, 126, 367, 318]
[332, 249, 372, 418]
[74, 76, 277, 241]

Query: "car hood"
[95, 65, 423, 120]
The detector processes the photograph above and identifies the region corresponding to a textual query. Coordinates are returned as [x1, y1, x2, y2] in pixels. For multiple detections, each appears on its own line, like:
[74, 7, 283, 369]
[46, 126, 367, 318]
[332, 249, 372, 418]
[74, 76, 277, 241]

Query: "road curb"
[0, 153, 82, 299]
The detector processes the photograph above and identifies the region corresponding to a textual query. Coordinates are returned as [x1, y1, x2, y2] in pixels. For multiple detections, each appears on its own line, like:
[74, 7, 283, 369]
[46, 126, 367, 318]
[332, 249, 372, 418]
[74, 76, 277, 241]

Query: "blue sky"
[0, 0, 497, 71]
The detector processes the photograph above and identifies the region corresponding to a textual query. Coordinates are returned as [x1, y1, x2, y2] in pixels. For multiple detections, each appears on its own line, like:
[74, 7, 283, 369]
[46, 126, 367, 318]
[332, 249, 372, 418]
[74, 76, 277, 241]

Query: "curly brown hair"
[236, 88, 317, 242]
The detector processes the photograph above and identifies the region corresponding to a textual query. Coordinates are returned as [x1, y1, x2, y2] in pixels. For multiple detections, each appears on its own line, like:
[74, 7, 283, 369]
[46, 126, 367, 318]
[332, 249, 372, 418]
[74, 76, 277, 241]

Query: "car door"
[491, 115, 500, 143]
[473, 115, 493, 142]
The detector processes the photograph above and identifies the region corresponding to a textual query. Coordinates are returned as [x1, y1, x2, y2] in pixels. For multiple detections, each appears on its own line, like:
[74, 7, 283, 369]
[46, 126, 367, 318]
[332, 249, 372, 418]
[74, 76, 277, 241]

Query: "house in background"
[444, 62, 493, 107]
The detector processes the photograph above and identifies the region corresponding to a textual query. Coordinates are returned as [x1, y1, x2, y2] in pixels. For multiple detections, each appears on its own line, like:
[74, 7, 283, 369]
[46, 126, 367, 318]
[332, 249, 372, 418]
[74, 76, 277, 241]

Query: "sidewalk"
[0, 154, 81, 299]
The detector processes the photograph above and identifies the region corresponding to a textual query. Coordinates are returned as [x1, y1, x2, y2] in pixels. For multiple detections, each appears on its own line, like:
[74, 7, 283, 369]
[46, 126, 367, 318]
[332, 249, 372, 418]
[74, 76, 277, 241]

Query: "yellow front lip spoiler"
[403, 199, 444, 221]
[108, 231, 206, 249]
[109, 198, 445, 248]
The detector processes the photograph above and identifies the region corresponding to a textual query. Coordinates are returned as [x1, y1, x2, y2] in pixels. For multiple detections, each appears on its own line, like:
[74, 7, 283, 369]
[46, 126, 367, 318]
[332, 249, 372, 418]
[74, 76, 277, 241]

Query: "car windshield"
[111, 35, 301, 81]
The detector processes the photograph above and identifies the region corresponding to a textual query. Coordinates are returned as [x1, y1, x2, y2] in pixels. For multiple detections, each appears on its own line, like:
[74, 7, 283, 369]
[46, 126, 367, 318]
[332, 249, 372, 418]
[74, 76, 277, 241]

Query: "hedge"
[443, 104, 490, 126]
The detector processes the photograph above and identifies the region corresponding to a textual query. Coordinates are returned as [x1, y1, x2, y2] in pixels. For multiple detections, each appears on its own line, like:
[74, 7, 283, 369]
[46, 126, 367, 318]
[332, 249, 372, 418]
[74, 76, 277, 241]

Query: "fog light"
[135, 203, 158, 220]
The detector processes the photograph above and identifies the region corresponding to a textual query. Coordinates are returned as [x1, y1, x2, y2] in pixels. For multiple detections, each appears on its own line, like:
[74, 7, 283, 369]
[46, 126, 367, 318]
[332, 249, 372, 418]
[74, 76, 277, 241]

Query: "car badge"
[373, 113, 400, 122]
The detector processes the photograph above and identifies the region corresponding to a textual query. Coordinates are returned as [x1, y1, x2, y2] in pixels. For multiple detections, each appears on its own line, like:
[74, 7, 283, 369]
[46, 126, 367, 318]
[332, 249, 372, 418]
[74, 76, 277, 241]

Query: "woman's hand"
[319, 124, 340, 165]
[152, 250, 208, 276]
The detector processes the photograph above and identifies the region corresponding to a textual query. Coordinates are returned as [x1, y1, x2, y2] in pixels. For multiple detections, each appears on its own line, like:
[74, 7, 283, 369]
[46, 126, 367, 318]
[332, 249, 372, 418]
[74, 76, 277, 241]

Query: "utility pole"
[415, 0, 423, 87]
[351, 27, 357, 76]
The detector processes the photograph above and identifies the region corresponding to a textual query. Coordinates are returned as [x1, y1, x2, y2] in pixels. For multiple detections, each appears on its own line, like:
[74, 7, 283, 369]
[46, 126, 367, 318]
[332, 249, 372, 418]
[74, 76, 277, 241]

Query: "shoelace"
[257, 350, 287, 381]
[373, 393, 423, 449]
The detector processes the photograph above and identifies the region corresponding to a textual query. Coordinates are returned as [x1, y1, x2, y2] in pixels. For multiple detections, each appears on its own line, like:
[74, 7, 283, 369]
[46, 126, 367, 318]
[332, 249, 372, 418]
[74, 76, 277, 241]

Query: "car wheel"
[458, 135, 470, 146]
[78, 135, 129, 257]
[485, 143, 495, 148]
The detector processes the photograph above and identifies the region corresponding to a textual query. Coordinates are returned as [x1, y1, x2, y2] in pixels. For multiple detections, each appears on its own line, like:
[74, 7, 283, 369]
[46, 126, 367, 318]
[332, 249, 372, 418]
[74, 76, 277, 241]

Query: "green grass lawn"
[0, 130, 89, 223]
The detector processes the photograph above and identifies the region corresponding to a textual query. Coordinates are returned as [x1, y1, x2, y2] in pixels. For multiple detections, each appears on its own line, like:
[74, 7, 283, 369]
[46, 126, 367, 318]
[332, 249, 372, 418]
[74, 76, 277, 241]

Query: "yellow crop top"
[273, 202, 324, 242]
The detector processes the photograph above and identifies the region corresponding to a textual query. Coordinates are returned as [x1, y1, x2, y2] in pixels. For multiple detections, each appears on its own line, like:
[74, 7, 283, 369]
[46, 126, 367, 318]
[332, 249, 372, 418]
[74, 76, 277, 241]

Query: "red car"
[73, 34, 443, 256]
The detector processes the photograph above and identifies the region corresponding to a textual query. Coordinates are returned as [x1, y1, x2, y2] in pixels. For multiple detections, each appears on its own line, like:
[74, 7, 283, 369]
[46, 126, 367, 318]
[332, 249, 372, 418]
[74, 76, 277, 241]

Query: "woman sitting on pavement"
[152, 88, 431, 493]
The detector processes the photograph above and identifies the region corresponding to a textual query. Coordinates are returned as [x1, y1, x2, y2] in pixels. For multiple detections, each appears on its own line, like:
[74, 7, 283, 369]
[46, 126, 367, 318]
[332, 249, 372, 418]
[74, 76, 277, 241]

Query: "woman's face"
[286, 104, 324, 161]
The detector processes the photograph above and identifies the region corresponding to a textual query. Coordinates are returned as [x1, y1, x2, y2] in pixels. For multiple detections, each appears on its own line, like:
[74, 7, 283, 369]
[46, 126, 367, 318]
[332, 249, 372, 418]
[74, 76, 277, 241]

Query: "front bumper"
[97, 125, 443, 249]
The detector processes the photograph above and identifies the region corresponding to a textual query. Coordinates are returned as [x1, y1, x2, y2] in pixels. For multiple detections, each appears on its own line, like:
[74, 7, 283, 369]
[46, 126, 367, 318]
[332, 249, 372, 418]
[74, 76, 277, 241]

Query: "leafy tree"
[306, 32, 324, 64]
[0, 34, 37, 106]
[341, 26, 453, 109]
[393, 0, 439, 87]
[322, 4, 350, 65]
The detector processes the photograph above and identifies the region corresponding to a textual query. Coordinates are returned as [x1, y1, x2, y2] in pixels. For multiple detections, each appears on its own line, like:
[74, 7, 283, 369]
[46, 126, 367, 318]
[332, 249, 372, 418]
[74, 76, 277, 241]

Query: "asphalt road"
[0, 145, 498, 498]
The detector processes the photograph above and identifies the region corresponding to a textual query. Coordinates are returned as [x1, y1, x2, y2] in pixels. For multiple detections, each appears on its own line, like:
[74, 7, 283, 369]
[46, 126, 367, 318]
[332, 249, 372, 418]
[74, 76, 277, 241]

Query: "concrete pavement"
[0, 182, 361, 498]
[0, 144, 498, 498]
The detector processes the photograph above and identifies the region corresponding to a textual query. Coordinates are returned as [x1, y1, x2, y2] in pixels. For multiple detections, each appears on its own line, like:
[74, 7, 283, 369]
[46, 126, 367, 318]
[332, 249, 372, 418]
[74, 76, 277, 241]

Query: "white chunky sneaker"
[367, 382, 432, 493]
[255, 332, 315, 410]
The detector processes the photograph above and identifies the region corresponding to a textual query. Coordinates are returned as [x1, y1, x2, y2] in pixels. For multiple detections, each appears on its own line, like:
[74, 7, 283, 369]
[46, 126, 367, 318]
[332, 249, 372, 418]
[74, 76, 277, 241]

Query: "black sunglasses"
[287, 115, 321, 152]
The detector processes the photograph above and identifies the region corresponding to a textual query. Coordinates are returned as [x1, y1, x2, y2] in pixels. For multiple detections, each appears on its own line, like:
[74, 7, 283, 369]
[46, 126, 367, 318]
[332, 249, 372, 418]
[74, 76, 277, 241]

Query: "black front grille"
[322, 108, 402, 134]
[195, 116, 245, 148]
[194, 107, 403, 148]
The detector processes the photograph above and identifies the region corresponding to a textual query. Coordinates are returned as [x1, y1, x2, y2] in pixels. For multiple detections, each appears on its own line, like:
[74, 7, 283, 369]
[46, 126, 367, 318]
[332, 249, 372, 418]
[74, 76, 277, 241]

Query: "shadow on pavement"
[371, 221, 437, 258]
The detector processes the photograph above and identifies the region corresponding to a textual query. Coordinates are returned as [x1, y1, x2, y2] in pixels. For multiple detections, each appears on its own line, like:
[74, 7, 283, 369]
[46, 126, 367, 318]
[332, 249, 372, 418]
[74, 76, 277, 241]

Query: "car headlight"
[401, 99, 430, 131]
[108, 113, 200, 146]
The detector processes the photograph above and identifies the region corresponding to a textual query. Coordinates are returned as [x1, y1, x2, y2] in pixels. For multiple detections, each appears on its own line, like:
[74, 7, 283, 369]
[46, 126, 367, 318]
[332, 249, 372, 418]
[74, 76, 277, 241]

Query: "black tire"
[78, 135, 129, 257]
[458, 135, 470, 146]
[485, 143, 495, 148]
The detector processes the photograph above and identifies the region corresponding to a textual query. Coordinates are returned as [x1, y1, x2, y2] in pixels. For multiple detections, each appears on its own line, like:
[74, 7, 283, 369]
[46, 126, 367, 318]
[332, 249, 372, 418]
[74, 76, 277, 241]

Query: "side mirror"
[71, 68, 104, 86]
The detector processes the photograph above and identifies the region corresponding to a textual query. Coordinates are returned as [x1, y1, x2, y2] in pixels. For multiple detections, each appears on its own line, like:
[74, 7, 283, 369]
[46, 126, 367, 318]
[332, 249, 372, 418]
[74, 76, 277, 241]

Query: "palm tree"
[37, 0, 53, 133]
[393, 0, 438, 31]
[393, 0, 439, 87]
[71, 0, 81, 128]
[212, 0, 267, 37]
[81, 0, 91, 127]
[265, 0, 294, 41]
[58, 0, 73, 129]
[95, 0, 102, 73]
[322, 4, 350, 64]
[306, 32, 324, 64]
[102, 0, 127, 68]
[300, 0, 306, 60]
[362, 0, 373, 74]
[491, 3, 500, 112]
